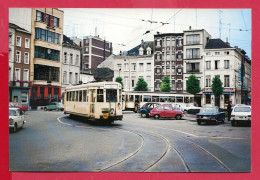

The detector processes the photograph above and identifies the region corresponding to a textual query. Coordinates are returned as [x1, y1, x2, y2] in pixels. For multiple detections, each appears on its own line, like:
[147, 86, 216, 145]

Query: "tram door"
[89, 89, 96, 118]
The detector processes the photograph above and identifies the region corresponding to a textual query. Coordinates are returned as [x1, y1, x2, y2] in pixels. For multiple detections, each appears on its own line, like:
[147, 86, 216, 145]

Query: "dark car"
[150, 105, 183, 120]
[139, 103, 160, 117]
[196, 107, 225, 125]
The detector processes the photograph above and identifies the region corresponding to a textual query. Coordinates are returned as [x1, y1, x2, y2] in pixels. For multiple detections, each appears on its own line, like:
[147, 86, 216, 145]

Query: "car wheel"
[141, 113, 147, 118]
[13, 123, 17, 133]
[154, 114, 160, 119]
[175, 114, 181, 120]
[197, 120, 201, 125]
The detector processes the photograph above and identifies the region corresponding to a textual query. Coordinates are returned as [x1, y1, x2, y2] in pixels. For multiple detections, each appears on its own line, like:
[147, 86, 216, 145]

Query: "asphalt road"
[9, 110, 251, 172]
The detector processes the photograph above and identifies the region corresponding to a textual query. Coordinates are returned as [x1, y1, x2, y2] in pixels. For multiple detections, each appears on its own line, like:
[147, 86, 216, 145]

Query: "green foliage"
[134, 78, 148, 91]
[160, 76, 171, 92]
[186, 74, 201, 94]
[211, 75, 223, 96]
[115, 77, 124, 90]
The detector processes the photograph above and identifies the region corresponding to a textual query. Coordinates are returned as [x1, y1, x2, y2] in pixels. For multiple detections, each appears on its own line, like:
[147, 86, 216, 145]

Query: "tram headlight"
[110, 108, 114, 114]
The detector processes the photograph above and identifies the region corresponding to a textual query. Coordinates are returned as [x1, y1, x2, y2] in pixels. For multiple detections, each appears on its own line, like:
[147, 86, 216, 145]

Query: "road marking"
[210, 136, 250, 140]
[57, 116, 72, 126]
[120, 121, 199, 137]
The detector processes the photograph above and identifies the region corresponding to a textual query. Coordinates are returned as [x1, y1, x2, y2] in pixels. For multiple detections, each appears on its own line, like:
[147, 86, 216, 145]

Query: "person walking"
[227, 102, 232, 121]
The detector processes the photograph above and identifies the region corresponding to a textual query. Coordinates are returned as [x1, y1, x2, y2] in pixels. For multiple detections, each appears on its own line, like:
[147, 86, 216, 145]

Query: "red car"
[9, 102, 28, 114]
[150, 105, 183, 120]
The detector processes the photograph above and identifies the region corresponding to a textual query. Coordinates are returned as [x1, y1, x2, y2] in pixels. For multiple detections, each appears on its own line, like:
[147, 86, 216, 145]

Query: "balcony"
[186, 69, 200, 73]
[9, 81, 31, 88]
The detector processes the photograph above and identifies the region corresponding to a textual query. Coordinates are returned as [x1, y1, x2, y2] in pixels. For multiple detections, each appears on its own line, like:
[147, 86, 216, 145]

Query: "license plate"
[203, 117, 209, 119]
[239, 116, 243, 118]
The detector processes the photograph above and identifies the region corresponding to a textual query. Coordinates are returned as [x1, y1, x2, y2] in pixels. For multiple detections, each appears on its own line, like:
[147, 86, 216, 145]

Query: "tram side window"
[69, 92, 72, 101]
[129, 95, 134, 102]
[119, 90, 122, 102]
[190, 97, 194, 103]
[135, 95, 142, 102]
[168, 96, 175, 102]
[66, 92, 69, 101]
[97, 89, 104, 102]
[71, 91, 75, 101]
[75, 91, 78, 101]
[160, 96, 168, 102]
[184, 97, 190, 103]
[106, 89, 117, 102]
[144, 95, 151, 102]
[83, 90, 87, 102]
[79, 90, 82, 102]
[125, 95, 129, 101]
[176, 96, 183, 103]
[152, 96, 159, 102]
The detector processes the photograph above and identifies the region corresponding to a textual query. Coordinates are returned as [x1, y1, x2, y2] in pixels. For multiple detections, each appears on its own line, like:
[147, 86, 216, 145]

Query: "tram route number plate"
[104, 84, 118, 89]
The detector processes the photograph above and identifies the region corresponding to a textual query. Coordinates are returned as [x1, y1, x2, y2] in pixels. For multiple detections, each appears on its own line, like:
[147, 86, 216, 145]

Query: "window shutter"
[43, 13, 46, 23]
[50, 16, 54, 27]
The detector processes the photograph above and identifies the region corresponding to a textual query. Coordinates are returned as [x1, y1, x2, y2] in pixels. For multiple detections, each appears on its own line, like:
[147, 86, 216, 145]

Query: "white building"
[9, 25, 15, 83]
[202, 39, 246, 108]
[62, 35, 81, 93]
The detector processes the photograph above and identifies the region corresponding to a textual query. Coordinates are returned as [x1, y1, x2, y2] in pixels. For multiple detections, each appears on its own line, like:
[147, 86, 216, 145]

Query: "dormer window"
[146, 46, 151, 55]
[139, 47, 144, 55]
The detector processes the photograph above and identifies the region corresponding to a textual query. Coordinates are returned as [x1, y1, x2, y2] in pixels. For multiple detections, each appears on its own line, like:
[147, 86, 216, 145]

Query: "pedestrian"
[227, 101, 232, 121]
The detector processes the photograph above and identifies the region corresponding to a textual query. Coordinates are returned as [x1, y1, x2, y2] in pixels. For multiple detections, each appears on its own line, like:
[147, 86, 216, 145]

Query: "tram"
[64, 82, 123, 123]
[122, 91, 195, 112]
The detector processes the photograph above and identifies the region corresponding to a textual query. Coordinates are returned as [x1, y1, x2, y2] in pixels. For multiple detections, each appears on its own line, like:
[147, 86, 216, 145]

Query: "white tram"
[64, 82, 123, 123]
[122, 91, 195, 112]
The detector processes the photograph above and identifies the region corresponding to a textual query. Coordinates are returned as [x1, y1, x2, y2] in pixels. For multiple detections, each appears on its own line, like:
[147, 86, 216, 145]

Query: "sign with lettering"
[104, 84, 118, 89]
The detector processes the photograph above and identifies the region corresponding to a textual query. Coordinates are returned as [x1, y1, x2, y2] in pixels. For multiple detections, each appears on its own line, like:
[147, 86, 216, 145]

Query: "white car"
[9, 108, 26, 133]
[230, 105, 251, 126]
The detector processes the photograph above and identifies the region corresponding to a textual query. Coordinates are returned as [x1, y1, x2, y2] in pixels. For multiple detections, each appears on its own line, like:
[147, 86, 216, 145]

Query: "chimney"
[226, 37, 230, 46]
[189, 26, 192, 30]
[120, 50, 122, 56]
[141, 39, 144, 45]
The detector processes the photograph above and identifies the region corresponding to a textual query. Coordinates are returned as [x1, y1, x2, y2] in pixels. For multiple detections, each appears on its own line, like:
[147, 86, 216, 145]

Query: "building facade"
[29, 8, 64, 108]
[62, 35, 81, 94]
[153, 33, 184, 93]
[9, 23, 31, 108]
[82, 36, 112, 70]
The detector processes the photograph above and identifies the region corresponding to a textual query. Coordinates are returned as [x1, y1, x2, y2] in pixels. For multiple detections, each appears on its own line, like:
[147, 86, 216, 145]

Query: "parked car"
[44, 102, 64, 111]
[150, 105, 183, 120]
[139, 103, 160, 117]
[9, 102, 28, 114]
[196, 107, 225, 125]
[9, 108, 26, 133]
[231, 105, 251, 126]
[163, 103, 184, 113]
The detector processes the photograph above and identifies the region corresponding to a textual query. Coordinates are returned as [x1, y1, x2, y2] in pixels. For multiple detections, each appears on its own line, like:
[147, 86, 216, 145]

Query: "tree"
[115, 77, 124, 91]
[160, 76, 171, 92]
[134, 78, 148, 91]
[186, 74, 201, 94]
[211, 75, 223, 96]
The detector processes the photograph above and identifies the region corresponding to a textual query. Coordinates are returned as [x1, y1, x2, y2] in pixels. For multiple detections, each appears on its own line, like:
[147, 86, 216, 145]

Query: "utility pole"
[219, 10, 223, 39]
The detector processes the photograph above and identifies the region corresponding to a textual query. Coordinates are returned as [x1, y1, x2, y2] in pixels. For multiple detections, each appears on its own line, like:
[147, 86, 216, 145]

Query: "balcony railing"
[186, 69, 200, 73]
[9, 81, 31, 88]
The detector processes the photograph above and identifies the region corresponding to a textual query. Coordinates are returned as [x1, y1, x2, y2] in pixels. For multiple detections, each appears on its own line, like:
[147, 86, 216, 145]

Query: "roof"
[65, 82, 121, 90]
[127, 41, 154, 56]
[91, 68, 114, 81]
[9, 23, 31, 34]
[154, 33, 184, 37]
[63, 35, 81, 49]
[205, 39, 232, 49]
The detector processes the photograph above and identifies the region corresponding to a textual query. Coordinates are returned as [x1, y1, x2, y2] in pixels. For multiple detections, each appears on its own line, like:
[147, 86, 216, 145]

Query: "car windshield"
[9, 109, 17, 116]
[106, 89, 117, 102]
[199, 108, 217, 113]
[234, 107, 251, 112]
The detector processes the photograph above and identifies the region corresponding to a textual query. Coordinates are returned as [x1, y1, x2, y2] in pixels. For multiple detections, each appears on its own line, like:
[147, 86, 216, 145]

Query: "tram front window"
[106, 89, 117, 102]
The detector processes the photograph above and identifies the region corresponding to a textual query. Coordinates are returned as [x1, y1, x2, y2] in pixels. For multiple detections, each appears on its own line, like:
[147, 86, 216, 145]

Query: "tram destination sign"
[104, 84, 118, 89]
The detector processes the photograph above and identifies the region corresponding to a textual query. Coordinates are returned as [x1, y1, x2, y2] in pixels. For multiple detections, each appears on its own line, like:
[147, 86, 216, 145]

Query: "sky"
[61, 8, 251, 59]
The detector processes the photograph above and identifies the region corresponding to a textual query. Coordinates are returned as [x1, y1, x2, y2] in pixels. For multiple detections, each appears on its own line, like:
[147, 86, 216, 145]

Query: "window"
[186, 48, 200, 59]
[215, 52, 220, 55]
[172, 80, 175, 90]
[23, 69, 29, 81]
[15, 68, 20, 81]
[9, 33, 12, 44]
[224, 51, 230, 55]
[24, 52, 29, 64]
[186, 34, 200, 45]
[46, 14, 50, 26]
[36, 11, 43, 21]
[206, 52, 211, 56]
[25, 38, 30, 48]
[177, 51, 182, 60]
[177, 39, 182, 46]
[224, 75, 230, 87]
[156, 39, 160, 46]
[124, 76, 128, 89]
[85, 64, 89, 69]
[156, 81, 160, 89]
[70, 54, 73, 65]
[86, 47, 89, 52]
[164, 106, 172, 110]
[53, 17, 59, 27]
[147, 63, 151, 71]
[147, 76, 151, 86]
[106, 89, 117, 102]
[177, 66, 182, 74]
[85, 39, 89, 44]
[35, 28, 60, 44]
[83, 90, 87, 102]
[156, 68, 160, 73]
[16, 51, 21, 63]
[34, 46, 60, 61]
[85, 56, 89, 61]
[206, 61, 211, 70]
[139, 47, 143, 55]
[76, 55, 79, 66]
[215, 60, 220, 69]
[224, 60, 230, 69]
[166, 38, 171, 46]
[124, 63, 129, 71]
[63, 71, 67, 84]
[206, 95, 211, 104]
[177, 80, 182, 89]
[206, 75, 211, 87]
[117, 64, 122, 70]
[16, 36, 21, 47]
[47, 31, 52, 42]
[139, 63, 144, 71]
[131, 63, 136, 71]
[64, 52, 67, 63]
[156, 53, 160, 60]
[97, 89, 104, 102]
[21, 92, 28, 103]
[131, 77, 135, 87]
[69, 72, 72, 84]
[187, 63, 199, 73]
[75, 73, 78, 84]
[78, 90, 82, 102]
